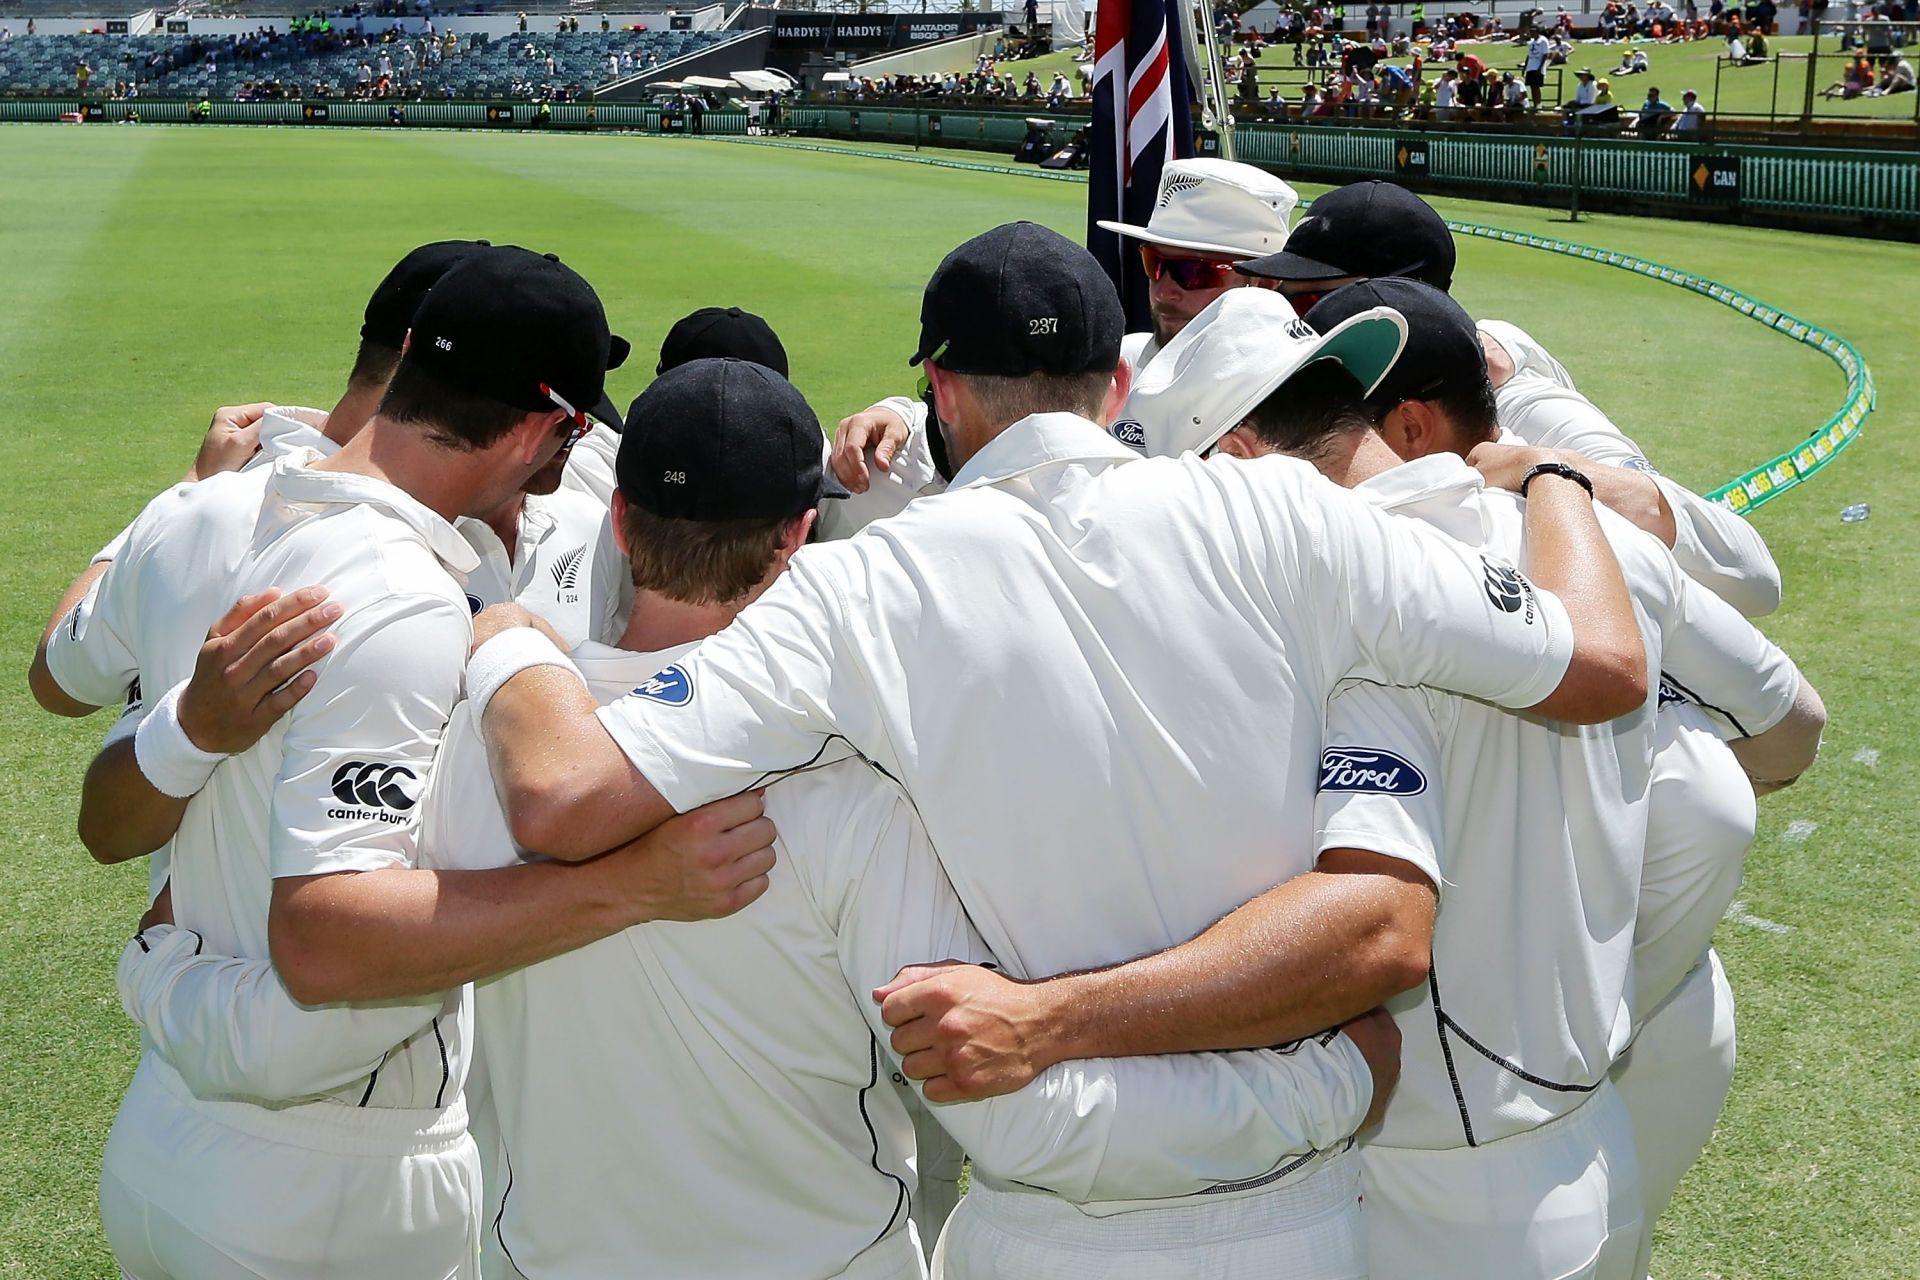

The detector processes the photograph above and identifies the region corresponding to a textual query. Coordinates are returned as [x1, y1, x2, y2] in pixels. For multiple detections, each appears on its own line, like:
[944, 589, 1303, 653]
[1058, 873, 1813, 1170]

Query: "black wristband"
[1519, 460, 1595, 498]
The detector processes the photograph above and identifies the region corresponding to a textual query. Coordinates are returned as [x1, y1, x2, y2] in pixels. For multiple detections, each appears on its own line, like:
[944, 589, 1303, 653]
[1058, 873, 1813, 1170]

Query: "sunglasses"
[540, 381, 593, 448]
[1138, 245, 1240, 292]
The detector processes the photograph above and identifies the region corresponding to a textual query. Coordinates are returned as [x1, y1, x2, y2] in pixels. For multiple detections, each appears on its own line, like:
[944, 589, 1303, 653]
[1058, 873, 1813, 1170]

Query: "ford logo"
[1111, 419, 1147, 450]
[1318, 747, 1427, 795]
[631, 664, 694, 706]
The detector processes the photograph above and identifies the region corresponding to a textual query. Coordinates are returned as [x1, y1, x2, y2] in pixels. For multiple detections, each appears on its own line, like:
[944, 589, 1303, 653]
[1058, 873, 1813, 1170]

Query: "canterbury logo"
[550, 546, 586, 591]
[328, 761, 421, 814]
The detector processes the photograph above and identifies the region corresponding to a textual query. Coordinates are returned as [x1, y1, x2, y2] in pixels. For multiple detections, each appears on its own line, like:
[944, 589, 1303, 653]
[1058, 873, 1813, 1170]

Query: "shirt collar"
[948, 412, 1140, 491]
[259, 406, 339, 460]
[266, 455, 481, 574]
[1353, 453, 1493, 546]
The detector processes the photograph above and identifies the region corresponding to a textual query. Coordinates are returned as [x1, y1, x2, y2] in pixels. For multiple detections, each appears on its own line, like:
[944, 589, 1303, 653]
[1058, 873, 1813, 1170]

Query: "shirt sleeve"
[816, 396, 941, 542]
[1497, 374, 1781, 617]
[270, 592, 468, 880]
[1315, 682, 1446, 893]
[1280, 466, 1575, 712]
[825, 780, 1375, 1205]
[42, 563, 139, 710]
[596, 550, 878, 815]
[1659, 575, 1801, 739]
[117, 924, 442, 1103]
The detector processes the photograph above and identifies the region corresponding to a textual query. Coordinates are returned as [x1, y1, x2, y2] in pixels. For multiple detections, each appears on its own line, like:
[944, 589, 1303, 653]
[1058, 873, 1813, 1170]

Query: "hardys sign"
[773, 12, 1004, 47]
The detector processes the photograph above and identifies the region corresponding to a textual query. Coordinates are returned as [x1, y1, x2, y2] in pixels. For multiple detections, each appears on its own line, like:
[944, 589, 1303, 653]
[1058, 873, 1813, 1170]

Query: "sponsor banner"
[773, 12, 1004, 47]
[1690, 154, 1741, 202]
[1394, 137, 1427, 176]
[302, 102, 330, 122]
[486, 103, 515, 124]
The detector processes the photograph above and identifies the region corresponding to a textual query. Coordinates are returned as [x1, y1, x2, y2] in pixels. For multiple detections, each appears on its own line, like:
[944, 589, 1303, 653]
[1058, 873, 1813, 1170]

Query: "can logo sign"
[1691, 156, 1741, 201]
[1396, 140, 1428, 173]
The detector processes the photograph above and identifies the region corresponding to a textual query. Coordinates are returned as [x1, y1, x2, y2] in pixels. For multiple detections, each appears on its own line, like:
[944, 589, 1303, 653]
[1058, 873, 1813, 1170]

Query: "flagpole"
[1180, 0, 1235, 159]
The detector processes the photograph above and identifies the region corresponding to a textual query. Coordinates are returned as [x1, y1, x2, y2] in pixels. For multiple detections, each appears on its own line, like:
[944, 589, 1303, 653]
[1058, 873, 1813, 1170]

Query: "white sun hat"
[1096, 158, 1301, 259]
[1115, 287, 1408, 459]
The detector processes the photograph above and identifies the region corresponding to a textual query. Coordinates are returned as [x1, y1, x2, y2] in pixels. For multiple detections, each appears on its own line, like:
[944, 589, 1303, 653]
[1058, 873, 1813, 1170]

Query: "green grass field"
[2, 125, 1915, 1278]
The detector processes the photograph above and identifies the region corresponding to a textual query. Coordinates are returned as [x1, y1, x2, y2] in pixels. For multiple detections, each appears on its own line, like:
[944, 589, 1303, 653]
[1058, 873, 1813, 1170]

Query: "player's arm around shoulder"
[266, 588, 470, 1003]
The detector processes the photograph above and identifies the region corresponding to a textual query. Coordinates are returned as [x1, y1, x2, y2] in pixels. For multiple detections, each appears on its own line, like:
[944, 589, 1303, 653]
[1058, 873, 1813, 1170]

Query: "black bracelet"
[1519, 460, 1595, 498]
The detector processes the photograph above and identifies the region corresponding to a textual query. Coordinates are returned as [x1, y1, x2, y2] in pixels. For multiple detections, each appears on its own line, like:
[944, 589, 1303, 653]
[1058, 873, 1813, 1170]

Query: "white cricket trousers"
[1610, 948, 1737, 1279]
[101, 1052, 481, 1280]
[1360, 1081, 1642, 1280]
[930, 1146, 1363, 1280]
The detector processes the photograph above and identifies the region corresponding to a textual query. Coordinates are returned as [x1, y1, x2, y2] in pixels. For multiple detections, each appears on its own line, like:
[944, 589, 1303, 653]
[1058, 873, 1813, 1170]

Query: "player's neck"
[316, 416, 488, 524]
[618, 589, 741, 654]
[1315, 430, 1402, 488]
[323, 383, 384, 446]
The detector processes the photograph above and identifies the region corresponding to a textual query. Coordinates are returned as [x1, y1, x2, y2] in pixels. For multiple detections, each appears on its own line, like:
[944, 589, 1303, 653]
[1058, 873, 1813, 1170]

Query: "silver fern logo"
[1157, 171, 1205, 208]
[550, 546, 586, 591]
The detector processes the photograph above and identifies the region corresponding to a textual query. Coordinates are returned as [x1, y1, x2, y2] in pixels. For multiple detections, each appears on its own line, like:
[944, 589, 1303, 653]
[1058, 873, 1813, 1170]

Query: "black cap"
[1234, 182, 1456, 291]
[404, 245, 631, 429]
[360, 239, 489, 349]
[909, 221, 1123, 378]
[616, 357, 848, 521]
[1304, 278, 1486, 406]
[657, 306, 789, 379]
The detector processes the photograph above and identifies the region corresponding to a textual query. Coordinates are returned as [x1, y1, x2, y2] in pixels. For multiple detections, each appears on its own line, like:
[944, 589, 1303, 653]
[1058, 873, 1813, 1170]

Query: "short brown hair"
[377, 357, 531, 452]
[951, 369, 1114, 428]
[618, 502, 802, 606]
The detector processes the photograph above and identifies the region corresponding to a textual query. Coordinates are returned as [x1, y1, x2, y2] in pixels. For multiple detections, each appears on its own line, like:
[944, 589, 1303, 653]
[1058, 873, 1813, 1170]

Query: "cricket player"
[426, 357, 1394, 1278]
[465, 222, 1652, 1276]
[558, 303, 790, 507]
[33, 239, 624, 747]
[1229, 179, 1782, 618]
[821, 159, 1297, 536]
[1221, 186, 1796, 1263]
[892, 282, 1818, 1278]
[30, 240, 480, 724]
[86, 247, 771, 1280]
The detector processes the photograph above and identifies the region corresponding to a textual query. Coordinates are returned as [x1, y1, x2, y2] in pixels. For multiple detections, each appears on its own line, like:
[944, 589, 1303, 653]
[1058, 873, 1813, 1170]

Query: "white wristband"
[466, 627, 587, 722]
[133, 681, 228, 799]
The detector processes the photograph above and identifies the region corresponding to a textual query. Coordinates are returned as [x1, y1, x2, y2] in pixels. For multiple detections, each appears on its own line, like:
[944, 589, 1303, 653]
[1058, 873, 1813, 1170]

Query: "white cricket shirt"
[1635, 701, 1757, 1017]
[1312, 455, 1796, 1151]
[821, 331, 1158, 539]
[425, 644, 1377, 1273]
[593, 412, 1578, 1212]
[1491, 348, 1782, 616]
[459, 488, 626, 648]
[130, 456, 474, 1112]
[559, 420, 619, 505]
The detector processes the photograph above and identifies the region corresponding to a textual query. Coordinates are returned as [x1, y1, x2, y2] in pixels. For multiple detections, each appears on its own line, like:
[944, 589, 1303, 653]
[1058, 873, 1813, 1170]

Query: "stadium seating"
[0, 29, 724, 97]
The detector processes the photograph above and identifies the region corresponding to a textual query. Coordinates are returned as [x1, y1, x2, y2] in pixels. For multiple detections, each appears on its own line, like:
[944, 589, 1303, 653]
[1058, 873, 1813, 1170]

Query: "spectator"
[1613, 45, 1651, 72]
[1637, 83, 1675, 131]
[1875, 52, 1917, 92]
[76, 60, 91, 93]
[1594, 75, 1616, 103]
[1748, 27, 1770, 56]
[1568, 64, 1599, 106]
[1675, 85, 1707, 126]
[1434, 66, 1460, 115]
[1500, 70, 1528, 113]
[1821, 51, 1873, 94]
[1524, 27, 1551, 104]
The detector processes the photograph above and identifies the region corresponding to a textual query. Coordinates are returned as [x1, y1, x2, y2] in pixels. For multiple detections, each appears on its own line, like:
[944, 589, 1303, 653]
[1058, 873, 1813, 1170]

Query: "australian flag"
[1088, 0, 1197, 333]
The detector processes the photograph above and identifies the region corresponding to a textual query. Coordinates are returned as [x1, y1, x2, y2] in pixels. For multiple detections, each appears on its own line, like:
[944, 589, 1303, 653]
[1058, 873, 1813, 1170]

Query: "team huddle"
[28, 163, 1825, 1280]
